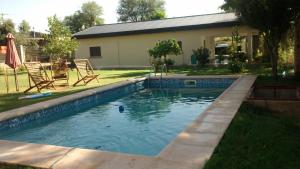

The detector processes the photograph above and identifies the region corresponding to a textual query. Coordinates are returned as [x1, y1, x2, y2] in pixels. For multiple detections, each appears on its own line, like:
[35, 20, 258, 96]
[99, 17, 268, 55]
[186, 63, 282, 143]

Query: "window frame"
[89, 46, 101, 58]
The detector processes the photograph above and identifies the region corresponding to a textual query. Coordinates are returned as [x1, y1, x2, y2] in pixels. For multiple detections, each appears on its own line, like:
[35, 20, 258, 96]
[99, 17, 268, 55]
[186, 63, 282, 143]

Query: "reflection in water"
[0, 88, 223, 156]
[122, 89, 221, 123]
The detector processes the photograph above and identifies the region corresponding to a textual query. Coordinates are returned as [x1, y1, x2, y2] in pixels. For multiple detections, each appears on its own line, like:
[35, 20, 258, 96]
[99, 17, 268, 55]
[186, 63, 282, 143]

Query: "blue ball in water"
[119, 106, 124, 113]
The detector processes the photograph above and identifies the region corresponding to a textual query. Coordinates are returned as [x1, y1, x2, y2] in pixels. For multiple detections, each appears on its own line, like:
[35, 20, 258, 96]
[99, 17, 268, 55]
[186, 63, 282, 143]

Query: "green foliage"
[165, 58, 175, 66]
[148, 39, 181, 73]
[15, 20, 35, 47]
[0, 19, 15, 42]
[148, 39, 181, 60]
[18, 20, 30, 34]
[64, 1, 104, 33]
[221, 0, 300, 79]
[216, 53, 226, 64]
[81, 1, 104, 27]
[192, 47, 210, 66]
[43, 15, 78, 59]
[228, 59, 244, 73]
[117, 0, 166, 22]
[64, 11, 84, 34]
[228, 27, 247, 73]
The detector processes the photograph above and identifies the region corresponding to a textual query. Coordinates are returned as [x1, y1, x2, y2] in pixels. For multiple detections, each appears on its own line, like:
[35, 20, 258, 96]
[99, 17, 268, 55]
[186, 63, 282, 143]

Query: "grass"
[169, 64, 273, 76]
[203, 103, 300, 169]
[1, 63, 299, 112]
[1, 64, 300, 168]
[0, 163, 38, 169]
[0, 69, 148, 112]
[2, 102, 299, 169]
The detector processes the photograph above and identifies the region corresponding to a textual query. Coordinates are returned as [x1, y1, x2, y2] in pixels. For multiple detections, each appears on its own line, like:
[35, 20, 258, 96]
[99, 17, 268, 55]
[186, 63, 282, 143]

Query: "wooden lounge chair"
[73, 59, 100, 86]
[23, 62, 55, 93]
[51, 59, 69, 85]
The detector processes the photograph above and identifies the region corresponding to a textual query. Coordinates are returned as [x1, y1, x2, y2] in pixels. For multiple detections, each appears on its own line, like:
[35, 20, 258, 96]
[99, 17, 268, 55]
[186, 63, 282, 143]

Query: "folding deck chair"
[23, 62, 55, 93]
[73, 59, 100, 86]
[51, 59, 69, 85]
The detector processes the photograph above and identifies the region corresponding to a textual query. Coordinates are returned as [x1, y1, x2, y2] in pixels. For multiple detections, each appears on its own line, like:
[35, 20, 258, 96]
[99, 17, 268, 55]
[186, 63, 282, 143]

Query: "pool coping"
[0, 75, 256, 169]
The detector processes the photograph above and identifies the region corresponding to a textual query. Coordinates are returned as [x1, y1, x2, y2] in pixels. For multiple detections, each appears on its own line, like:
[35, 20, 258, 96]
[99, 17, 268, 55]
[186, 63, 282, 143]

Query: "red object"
[5, 33, 21, 69]
[0, 46, 6, 54]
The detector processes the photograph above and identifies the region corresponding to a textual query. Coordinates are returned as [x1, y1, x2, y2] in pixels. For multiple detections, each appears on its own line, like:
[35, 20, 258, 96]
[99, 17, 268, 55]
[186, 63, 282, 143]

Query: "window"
[90, 46, 101, 57]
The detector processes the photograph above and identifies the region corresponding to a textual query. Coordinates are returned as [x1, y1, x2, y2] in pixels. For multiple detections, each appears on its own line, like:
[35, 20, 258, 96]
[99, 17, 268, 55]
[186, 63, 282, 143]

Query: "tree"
[228, 27, 247, 73]
[192, 47, 210, 66]
[0, 19, 15, 42]
[81, 1, 104, 27]
[18, 20, 30, 34]
[117, 0, 166, 22]
[64, 11, 85, 34]
[43, 15, 78, 59]
[148, 39, 181, 72]
[222, 0, 298, 79]
[64, 1, 104, 33]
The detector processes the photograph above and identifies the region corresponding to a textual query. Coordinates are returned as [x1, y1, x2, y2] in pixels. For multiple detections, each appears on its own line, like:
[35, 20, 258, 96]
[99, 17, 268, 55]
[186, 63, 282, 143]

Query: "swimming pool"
[0, 78, 235, 156]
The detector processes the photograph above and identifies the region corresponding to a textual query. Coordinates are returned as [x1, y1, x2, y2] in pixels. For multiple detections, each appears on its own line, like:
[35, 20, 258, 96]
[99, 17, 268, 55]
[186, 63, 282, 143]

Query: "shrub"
[228, 59, 244, 73]
[165, 58, 175, 66]
[228, 27, 247, 73]
[148, 39, 181, 73]
[228, 52, 247, 73]
[216, 54, 225, 64]
[192, 47, 210, 66]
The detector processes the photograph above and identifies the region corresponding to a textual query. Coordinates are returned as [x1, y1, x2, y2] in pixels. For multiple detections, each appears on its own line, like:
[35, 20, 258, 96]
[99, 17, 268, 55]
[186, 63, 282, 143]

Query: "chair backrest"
[24, 62, 48, 84]
[74, 59, 94, 77]
[52, 59, 68, 79]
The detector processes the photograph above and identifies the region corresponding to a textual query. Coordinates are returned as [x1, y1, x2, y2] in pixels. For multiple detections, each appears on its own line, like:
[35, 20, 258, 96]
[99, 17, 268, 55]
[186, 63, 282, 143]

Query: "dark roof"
[29, 31, 45, 38]
[73, 13, 240, 39]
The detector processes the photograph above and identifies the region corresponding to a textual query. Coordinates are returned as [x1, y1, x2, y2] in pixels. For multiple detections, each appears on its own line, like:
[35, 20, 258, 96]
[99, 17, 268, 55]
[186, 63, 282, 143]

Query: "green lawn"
[204, 103, 300, 169]
[1, 64, 300, 169]
[0, 69, 148, 112]
[1, 64, 299, 112]
[2, 103, 300, 169]
[0, 164, 37, 169]
[169, 64, 273, 76]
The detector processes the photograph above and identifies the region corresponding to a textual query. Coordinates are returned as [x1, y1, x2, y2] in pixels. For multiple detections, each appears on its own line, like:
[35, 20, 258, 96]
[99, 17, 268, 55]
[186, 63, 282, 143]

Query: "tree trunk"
[295, 16, 300, 79]
[264, 34, 279, 80]
[271, 45, 279, 80]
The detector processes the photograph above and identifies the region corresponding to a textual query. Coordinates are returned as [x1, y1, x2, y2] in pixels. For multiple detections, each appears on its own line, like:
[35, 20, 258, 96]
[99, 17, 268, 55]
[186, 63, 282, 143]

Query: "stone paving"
[0, 75, 256, 169]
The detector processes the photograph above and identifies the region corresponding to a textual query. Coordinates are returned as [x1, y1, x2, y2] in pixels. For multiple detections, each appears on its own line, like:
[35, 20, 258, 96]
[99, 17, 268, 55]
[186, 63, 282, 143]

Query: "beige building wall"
[75, 26, 258, 69]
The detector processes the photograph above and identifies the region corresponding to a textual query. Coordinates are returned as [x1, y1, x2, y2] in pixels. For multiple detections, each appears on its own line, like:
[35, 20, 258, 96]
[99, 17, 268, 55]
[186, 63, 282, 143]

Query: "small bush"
[192, 47, 210, 66]
[228, 60, 244, 73]
[216, 54, 226, 64]
[165, 58, 175, 66]
[228, 52, 247, 73]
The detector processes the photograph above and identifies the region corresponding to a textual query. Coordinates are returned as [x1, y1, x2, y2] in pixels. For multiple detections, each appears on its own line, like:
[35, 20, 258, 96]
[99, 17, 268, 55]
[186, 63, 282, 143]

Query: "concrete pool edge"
[0, 77, 147, 123]
[0, 75, 256, 169]
[157, 75, 256, 166]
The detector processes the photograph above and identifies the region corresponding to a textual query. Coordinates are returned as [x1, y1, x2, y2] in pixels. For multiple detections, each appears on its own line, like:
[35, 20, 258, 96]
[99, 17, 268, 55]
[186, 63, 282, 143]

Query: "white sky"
[0, 0, 225, 33]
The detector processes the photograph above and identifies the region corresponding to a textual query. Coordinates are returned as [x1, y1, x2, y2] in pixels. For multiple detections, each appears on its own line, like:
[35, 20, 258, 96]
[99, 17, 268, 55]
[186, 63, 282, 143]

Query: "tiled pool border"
[0, 75, 256, 169]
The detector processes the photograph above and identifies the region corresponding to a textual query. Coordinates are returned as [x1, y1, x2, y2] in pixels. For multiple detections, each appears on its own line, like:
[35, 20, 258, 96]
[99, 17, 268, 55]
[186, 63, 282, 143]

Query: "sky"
[0, 0, 225, 33]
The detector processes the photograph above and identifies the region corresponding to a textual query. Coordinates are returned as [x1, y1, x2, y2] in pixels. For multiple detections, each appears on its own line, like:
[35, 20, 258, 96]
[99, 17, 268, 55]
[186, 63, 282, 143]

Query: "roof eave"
[73, 21, 241, 39]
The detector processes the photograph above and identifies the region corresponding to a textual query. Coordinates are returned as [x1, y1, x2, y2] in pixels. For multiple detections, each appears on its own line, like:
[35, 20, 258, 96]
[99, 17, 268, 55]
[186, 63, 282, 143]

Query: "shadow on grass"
[0, 88, 95, 112]
[203, 103, 300, 169]
[0, 163, 39, 169]
[101, 71, 148, 79]
[255, 75, 300, 86]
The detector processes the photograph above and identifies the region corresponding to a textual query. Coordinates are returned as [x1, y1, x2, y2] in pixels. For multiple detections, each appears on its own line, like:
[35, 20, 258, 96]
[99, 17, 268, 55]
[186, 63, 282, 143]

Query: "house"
[73, 13, 259, 69]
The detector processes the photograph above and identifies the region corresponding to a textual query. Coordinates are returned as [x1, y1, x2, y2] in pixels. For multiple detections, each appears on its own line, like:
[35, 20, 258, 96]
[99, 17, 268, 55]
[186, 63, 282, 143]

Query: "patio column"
[295, 16, 300, 79]
[246, 34, 253, 63]
[204, 36, 215, 63]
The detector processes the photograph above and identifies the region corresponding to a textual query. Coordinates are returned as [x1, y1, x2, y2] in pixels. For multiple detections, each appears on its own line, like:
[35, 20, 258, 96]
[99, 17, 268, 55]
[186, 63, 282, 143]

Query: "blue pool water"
[0, 88, 224, 156]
